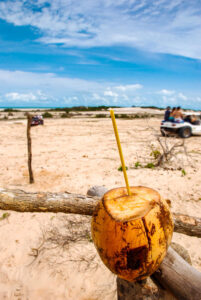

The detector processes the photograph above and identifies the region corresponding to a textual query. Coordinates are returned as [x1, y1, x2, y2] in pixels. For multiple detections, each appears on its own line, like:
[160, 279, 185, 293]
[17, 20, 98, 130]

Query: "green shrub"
[150, 150, 161, 160]
[181, 169, 186, 176]
[0, 212, 10, 221]
[4, 108, 18, 112]
[113, 113, 152, 119]
[134, 161, 142, 168]
[118, 165, 128, 171]
[144, 163, 155, 169]
[94, 114, 107, 118]
[51, 106, 119, 112]
[61, 112, 69, 118]
[117, 114, 129, 119]
[42, 112, 53, 118]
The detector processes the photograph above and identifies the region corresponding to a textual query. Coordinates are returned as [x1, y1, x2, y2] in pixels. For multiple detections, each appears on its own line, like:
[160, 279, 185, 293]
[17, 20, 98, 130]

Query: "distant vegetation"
[133, 105, 164, 110]
[4, 108, 19, 112]
[60, 112, 70, 118]
[42, 112, 53, 118]
[115, 113, 154, 119]
[134, 105, 200, 112]
[94, 114, 108, 118]
[51, 106, 119, 112]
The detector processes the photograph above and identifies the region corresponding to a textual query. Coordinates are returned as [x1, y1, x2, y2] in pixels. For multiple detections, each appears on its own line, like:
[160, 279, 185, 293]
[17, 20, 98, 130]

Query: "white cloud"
[103, 83, 143, 99]
[92, 93, 102, 100]
[5, 92, 37, 102]
[104, 90, 119, 97]
[115, 84, 143, 91]
[157, 89, 190, 107]
[122, 94, 129, 100]
[36, 90, 48, 100]
[158, 89, 175, 95]
[0, 69, 105, 106]
[161, 95, 177, 104]
[0, 69, 199, 109]
[4, 90, 51, 103]
[0, 1, 201, 59]
[0, 69, 143, 106]
[178, 92, 187, 100]
[0, 69, 102, 94]
[102, 83, 144, 105]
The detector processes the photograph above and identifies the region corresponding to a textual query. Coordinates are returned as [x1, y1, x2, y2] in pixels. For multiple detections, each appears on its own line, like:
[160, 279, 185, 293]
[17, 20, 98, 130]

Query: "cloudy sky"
[0, 0, 201, 108]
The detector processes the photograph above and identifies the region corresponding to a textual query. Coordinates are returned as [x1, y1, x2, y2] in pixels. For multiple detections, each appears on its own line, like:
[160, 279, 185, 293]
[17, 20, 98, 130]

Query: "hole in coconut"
[103, 186, 160, 222]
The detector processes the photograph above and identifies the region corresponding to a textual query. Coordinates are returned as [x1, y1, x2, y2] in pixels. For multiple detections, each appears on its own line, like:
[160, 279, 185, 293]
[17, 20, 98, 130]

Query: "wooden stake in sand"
[27, 113, 34, 184]
[110, 109, 131, 196]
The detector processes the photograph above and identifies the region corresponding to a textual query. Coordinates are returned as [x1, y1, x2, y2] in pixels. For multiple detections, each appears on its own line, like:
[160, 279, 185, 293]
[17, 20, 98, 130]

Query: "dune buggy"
[31, 115, 44, 126]
[160, 112, 201, 138]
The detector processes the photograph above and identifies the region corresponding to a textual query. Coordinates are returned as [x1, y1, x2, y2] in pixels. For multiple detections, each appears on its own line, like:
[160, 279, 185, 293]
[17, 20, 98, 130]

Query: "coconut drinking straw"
[110, 109, 132, 196]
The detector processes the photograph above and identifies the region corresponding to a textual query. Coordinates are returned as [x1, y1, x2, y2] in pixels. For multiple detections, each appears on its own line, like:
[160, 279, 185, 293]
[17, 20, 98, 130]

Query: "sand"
[0, 115, 201, 299]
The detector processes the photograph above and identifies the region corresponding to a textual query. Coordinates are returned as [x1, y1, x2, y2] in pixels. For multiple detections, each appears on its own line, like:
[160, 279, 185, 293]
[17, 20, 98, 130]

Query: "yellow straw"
[110, 109, 131, 196]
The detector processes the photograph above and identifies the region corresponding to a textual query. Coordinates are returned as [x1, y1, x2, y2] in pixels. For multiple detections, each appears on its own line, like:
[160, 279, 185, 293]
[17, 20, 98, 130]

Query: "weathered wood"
[152, 247, 201, 300]
[171, 242, 191, 265]
[0, 188, 200, 238]
[27, 114, 34, 184]
[117, 277, 176, 300]
[0, 188, 99, 215]
[173, 213, 201, 238]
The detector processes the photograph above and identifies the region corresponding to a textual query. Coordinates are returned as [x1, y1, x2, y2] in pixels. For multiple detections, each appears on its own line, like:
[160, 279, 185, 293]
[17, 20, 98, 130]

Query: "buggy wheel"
[178, 127, 192, 138]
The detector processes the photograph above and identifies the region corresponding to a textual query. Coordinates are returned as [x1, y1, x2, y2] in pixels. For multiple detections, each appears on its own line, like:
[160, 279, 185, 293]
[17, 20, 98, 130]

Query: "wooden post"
[27, 113, 34, 184]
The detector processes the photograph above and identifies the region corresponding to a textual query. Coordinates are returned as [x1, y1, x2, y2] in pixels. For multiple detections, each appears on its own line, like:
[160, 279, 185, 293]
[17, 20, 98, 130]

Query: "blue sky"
[0, 0, 201, 109]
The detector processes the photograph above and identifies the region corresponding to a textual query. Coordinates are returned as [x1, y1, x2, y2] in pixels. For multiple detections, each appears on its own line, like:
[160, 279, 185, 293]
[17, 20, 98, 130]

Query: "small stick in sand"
[110, 109, 131, 196]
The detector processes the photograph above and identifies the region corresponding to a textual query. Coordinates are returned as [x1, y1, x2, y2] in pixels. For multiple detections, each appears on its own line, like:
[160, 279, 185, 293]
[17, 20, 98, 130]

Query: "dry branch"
[0, 188, 200, 238]
[155, 136, 185, 167]
[146, 120, 190, 168]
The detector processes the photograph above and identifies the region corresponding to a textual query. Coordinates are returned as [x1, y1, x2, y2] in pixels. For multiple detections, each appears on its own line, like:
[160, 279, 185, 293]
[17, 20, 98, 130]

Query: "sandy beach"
[0, 113, 201, 299]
